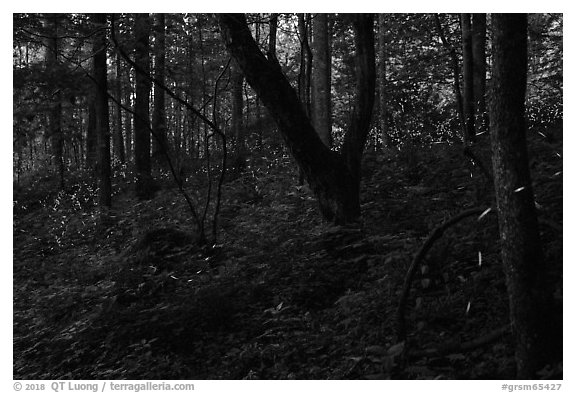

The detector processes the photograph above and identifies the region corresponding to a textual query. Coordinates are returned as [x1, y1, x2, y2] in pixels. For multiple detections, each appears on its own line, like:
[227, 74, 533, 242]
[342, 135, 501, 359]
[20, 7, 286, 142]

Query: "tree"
[133, 13, 154, 199]
[378, 13, 391, 149]
[114, 50, 126, 165]
[461, 13, 475, 143]
[490, 13, 561, 378]
[92, 13, 112, 208]
[230, 59, 245, 170]
[311, 13, 332, 147]
[217, 13, 375, 224]
[297, 13, 312, 117]
[472, 13, 487, 133]
[152, 13, 168, 161]
[44, 14, 65, 189]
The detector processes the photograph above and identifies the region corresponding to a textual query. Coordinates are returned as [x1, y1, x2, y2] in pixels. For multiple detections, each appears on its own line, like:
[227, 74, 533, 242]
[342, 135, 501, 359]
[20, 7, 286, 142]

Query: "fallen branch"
[396, 206, 490, 342]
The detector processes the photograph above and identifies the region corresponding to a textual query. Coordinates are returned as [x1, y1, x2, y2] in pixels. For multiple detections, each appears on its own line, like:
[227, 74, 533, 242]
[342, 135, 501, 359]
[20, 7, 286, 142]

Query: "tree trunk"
[311, 13, 332, 147]
[86, 99, 97, 169]
[472, 13, 487, 133]
[378, 13, 391, 149]
[297, 14, 312, 116]
[230, 59, 245, 171]
[134, 13, 154, 200]
[461, 13, 476, 144]
[93, 13, 112, 208]
[217, 13, 375, 224]
[152, 13, 168, 162]
[45, 14, 65, 189]
[123, 64, 133, 163]
[114, 50, 126, 165]
[490, 13, 561, 378]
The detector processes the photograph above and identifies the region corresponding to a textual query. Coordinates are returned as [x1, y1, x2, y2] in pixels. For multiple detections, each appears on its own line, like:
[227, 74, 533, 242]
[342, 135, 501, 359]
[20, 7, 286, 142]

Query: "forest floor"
[13, 127, 563, 380]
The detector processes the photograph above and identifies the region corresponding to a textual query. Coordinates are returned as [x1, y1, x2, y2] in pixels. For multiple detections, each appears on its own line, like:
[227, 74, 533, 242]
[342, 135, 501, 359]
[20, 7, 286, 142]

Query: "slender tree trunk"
[231, 60, 245, 171]
[297, 13, 312, 185]
[123, 65, 133, 163]
[114, 50, 126, 164]
[86, 99, 97, 169]
[297, 14, 312, 115]
[311, 13, 332, 147]
[93, 13, 112, 208]
[45, 14, 65, 189]
[472, 13, 487, 133]
[268, 13, 278, 63]
[378, 13, 391, 149]
[461, 13, 475, 143]
[152, 13, 168, 162]
[134, 13, 154, 199]
[490, 13, 561, 378]
[217, 14, 375, 224]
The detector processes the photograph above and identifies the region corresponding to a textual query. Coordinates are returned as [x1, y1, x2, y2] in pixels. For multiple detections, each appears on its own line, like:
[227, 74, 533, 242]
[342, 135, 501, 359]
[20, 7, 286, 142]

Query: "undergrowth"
[13, 126, 562, 379]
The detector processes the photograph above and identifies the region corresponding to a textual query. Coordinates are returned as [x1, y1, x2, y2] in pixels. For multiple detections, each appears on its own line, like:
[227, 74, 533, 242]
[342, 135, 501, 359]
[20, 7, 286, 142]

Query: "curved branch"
[396, 206, 489, 342]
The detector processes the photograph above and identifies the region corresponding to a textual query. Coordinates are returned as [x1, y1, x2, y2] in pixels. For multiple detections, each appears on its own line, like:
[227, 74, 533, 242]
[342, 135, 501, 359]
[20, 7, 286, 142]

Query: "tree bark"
[461, 13, 476, 143]
[152, 13, 168, 161]
[490, 13, 561, 378]
[93, 13, 112, 208]
[472, 13, 487, 133]
[114, 50, 126, 164]
[123, 63, 133, 163]
[86, 99, 97, 169]
[311, 13, 332, 147]
[217, 13, 375, 224]
[45, 14, 65, 189]
[378, 14, 391, 149]
[133, 13, 154, 199]
[230, 59, 245, 170]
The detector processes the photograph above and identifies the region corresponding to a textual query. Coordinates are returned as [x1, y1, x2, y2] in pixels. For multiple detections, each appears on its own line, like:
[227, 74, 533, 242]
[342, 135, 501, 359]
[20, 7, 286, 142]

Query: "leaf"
[387, 341, 405, 357]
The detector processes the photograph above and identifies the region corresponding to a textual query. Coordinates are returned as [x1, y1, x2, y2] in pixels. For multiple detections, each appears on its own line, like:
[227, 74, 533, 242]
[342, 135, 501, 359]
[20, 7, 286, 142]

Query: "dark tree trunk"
[114, 50, 126, 165]
[297, 13, 312, 116]
[45, 14, 65, 189]
[152, 13, 168, 162]
[133, 13, 154, 199]
[86, 99, 97, 169]
[472, 13, 487, 133]
[490, 13, 561, 378]
[217, 13, 375, 224]
[268, 13, 278, 63]
[230, 60, 245, 171]
[311, 13, 332, 147]
[123, 63, 133, 163]
[461, 13, 476, 143]
[93, 13, 112, 208]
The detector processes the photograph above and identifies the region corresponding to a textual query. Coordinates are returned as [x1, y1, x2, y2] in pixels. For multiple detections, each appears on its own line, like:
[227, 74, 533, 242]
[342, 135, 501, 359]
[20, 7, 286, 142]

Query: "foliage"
[13, 126, 562, 379]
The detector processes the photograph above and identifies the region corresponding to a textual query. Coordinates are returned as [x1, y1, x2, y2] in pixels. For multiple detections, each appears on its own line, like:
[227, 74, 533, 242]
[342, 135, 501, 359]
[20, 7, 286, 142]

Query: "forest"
[13, 13, 562, 380]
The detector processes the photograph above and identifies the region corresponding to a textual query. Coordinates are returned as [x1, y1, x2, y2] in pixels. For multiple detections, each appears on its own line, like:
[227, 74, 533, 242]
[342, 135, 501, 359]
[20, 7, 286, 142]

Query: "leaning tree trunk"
[490, 13, 561, 378]
[217, 13, 375, 224]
